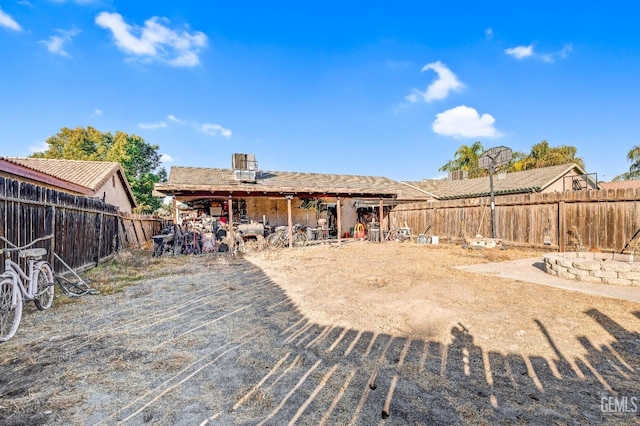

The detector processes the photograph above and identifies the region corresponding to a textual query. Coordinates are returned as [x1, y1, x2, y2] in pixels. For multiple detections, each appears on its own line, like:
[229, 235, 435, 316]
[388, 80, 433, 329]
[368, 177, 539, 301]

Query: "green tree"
[438, 141, 486, 178]
[613, 145, 640, 181]
[508, 140, 584, 171]
[32, 126, 166, 213]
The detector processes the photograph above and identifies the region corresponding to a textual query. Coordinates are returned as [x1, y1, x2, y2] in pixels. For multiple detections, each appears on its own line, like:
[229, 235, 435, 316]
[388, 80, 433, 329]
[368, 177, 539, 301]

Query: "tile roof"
[160, 166, 429, 199]
[405, 163, 590, 199]
[4, 157, 122, 192]
[599, 180, 640, 190]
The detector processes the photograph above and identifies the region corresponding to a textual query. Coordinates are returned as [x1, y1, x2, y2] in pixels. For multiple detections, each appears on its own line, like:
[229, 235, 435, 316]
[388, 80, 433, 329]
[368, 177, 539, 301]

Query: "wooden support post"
[228, 195, 234, 244]
[337, 196, 342, 243]
[173, 197, 179, 224]
[286, 195, 293, 248]
[379, 199, 384, 243]
[558, 201, 565, 252]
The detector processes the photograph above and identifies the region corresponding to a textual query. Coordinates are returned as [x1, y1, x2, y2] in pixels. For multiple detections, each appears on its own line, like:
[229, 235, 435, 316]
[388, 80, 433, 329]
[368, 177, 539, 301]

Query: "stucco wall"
[96, 174, 134, 213]
[236, 196, 360, 232]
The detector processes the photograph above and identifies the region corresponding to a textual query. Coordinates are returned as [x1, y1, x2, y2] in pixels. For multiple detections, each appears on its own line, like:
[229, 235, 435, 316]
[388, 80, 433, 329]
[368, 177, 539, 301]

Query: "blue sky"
[1, 1, 639, 182]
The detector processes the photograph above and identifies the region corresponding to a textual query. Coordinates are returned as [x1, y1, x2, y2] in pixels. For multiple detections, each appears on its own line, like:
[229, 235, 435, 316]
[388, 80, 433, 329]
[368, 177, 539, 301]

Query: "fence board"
[390, 188, 640, 252]
[0, 176, 164, 273]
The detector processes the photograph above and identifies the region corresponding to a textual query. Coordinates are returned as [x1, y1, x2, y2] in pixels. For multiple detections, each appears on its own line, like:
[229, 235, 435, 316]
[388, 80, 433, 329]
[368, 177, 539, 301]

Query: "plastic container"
[431, 236, 439, 244]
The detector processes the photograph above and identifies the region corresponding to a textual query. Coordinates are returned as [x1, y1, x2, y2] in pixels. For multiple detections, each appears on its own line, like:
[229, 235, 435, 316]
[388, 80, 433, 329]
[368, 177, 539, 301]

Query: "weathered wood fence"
[390, 188, 640, 252]
[0, 176, 165, 273]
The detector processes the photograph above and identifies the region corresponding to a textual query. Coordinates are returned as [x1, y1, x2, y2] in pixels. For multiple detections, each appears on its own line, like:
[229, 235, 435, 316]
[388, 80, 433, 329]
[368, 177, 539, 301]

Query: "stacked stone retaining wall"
[543, 252, 640, 287]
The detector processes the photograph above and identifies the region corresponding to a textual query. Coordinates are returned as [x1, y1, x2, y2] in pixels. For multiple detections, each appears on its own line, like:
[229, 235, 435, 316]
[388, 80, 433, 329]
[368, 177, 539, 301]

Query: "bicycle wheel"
[0, 277, 22, 342]
[266, 233, 281, 248]
[292, 232, 308, 248]
[33, 262, 54, 311]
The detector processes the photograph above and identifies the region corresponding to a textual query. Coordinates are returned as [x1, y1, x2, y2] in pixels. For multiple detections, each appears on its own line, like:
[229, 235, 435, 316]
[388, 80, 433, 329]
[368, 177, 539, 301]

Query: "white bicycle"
[0, 235, 55, 342]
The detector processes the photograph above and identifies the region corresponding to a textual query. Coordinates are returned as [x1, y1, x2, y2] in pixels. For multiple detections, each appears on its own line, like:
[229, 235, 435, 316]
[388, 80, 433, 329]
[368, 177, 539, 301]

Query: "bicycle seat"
[19, 248, 47, 259]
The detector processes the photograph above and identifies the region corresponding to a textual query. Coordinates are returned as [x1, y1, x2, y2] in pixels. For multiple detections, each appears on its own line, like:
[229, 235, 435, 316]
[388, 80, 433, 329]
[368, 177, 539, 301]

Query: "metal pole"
[489, 163, 496, 238]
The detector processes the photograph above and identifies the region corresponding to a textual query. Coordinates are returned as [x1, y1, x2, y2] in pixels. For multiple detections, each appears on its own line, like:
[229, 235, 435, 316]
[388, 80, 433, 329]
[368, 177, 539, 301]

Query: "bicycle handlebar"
[0, 234, 54, 251]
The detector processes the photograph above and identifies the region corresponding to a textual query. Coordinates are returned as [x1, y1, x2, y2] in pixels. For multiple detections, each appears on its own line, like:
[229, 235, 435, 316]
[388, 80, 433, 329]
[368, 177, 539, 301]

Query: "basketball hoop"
[478, 146, 513, 239]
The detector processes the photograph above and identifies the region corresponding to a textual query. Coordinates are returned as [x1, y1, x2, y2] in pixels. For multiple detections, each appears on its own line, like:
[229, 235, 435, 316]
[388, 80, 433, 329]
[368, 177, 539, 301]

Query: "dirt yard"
[1, 242, 639, 425]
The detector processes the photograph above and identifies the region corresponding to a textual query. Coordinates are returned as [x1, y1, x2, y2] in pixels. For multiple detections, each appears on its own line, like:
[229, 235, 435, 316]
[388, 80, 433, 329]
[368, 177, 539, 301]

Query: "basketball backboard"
[478, 146, 512, 170]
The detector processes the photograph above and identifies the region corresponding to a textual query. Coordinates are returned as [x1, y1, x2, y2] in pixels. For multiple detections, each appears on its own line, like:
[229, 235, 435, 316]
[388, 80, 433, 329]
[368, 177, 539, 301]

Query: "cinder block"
[592, 270, 618, 279]
[602, 278, 632, 286]
[601, 262, 632, 273]
[572, 260, 601, 271]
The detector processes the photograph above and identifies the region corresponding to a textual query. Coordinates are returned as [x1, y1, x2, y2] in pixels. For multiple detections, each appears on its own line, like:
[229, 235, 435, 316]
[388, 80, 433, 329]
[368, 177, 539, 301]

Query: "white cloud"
[201, 123, 231, 138]
[93, 109, 103, 116]
[95, 12, 207, 67]
[39, 28, 80, 57]
[50, 0, 98, 3]
[559, 43, 573, 59]
[504, 45, 534, 59]
[139, 121, 168, 130]
[28, 141, 49, 153]
[432, 105, 503, 139]
[165, 113, 231, 138]
[0, 7, 22, 31]
[405, 61, 464, 103]
[505, 43, 572, 63]
[484, 28, 493, 40]
[167, 114, 184, 124]
[160, 153, 174, 163]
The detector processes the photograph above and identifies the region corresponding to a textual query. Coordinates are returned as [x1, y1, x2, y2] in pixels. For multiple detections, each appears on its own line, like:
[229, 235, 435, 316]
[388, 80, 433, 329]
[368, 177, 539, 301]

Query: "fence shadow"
[226, 262, 640, 425]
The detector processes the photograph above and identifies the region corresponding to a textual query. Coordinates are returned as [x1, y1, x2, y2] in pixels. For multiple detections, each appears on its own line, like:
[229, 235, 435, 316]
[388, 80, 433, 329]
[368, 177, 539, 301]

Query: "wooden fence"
[389, 188, 640, 252]
[0, 176, 165, 273]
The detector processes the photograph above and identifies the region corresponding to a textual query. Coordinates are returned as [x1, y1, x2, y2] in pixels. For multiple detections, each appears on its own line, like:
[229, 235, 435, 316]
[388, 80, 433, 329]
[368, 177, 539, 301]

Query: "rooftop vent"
[232, 153, 258, 182]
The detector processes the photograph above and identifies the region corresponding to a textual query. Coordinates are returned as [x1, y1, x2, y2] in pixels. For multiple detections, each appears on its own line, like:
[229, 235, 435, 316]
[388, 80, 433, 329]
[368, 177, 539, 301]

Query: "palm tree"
[509, 141, 584, 171]
[439, 141, 485, 178]
[613, 145, 640, 181]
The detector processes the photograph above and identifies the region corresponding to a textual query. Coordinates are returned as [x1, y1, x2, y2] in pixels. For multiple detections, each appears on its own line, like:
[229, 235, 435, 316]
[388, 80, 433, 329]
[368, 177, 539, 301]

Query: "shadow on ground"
[0, 257, 639, 425]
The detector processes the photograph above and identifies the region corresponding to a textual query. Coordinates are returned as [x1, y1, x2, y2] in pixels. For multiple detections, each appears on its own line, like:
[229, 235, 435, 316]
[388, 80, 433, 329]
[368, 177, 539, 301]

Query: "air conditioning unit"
[448, 170, 467, 181]
[234, 169, 257, 182]
[231, 153, 258, 182]
[232, 153, 257, 170]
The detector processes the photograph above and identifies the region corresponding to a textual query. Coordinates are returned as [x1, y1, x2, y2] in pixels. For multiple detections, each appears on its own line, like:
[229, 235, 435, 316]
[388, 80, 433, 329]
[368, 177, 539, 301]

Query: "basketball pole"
[489, 160, 496, 238]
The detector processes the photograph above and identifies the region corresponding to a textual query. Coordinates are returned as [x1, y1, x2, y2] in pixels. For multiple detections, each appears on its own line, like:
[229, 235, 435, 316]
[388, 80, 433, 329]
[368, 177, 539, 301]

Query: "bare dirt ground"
[1, 242, 639, 425]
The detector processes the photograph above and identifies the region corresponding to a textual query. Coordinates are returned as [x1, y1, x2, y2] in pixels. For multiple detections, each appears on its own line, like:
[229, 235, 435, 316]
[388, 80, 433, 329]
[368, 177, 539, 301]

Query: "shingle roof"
[405, 163, 591, 199]
[4, 157, 122, 192]
[160, 166, 429, 199]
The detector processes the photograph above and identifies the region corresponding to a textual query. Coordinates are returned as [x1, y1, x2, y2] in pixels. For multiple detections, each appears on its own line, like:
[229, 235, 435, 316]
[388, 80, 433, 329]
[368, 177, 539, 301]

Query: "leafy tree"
[31, 126, 166, 213]
[613, 145, 640, 181]
[508, 140, 584, 171]
[438, 141, 486, 178]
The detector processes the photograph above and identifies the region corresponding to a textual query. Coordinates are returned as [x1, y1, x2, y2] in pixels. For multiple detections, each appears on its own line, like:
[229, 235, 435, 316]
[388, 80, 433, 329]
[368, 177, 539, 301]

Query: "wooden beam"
[228, 195, 234, 245]
[337, 196, 342, 243]
[379, 198, 383, 243]
[287, 195, 293, 249]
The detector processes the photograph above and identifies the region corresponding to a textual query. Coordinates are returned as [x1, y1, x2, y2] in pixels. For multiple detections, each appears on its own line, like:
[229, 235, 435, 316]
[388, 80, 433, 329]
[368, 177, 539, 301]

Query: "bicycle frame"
[0, 234, 54, 307]
[2, 257, 38, 307]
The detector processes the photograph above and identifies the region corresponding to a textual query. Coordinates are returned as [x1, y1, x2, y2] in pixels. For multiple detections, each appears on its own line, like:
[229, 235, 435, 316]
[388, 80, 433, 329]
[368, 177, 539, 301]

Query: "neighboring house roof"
[0, 157, 136, 208]
[157, 166, 429, 200]
[404, 163, 595, 200]
[599, 180, 640, 190]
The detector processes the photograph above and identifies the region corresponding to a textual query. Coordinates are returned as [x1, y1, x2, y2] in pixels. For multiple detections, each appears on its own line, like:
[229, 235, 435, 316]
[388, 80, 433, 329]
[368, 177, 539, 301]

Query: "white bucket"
[431, 236, 439, 245]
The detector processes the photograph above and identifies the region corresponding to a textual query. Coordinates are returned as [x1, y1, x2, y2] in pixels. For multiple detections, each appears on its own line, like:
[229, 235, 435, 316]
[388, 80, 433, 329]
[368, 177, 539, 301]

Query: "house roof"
[599, 180, 640, 190]
[404, 163, 593, 200]
[1, 157, 136, 207]
[156, 166, 429, 200]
